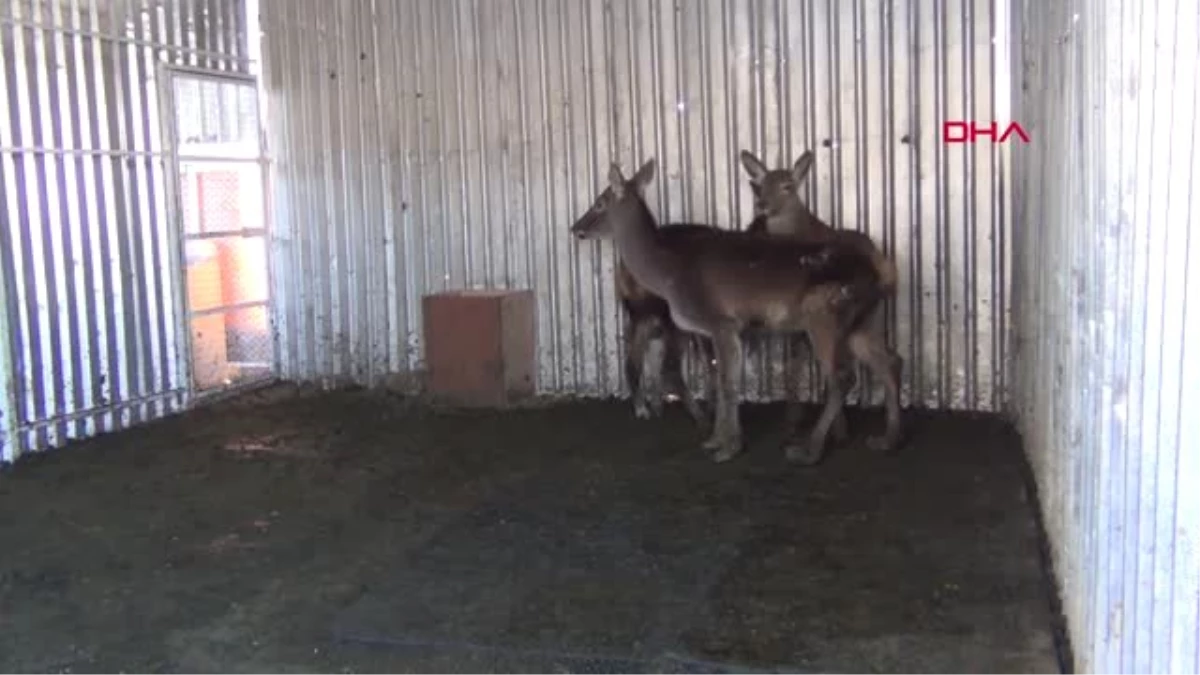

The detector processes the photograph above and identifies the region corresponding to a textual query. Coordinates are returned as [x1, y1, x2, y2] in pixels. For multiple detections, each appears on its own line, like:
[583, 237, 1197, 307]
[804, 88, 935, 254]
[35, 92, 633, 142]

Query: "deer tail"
[870, 246, 898, 296]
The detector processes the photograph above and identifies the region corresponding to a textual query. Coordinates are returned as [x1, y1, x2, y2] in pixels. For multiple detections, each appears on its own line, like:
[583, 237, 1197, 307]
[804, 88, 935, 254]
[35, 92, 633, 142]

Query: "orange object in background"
[185, 240, 229, 390]
[198, 169, 271, 361]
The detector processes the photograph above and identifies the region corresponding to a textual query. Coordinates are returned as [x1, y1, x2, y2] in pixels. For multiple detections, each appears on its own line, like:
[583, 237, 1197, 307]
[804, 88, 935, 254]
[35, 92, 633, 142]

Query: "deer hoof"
[710, 441, 743, 463]
[866, 434, 899, 453]
[633, 400, 652, 419]
[647, 397, 665, 418]
[785, 440, 825, 466]
[831, 417, 850, 444]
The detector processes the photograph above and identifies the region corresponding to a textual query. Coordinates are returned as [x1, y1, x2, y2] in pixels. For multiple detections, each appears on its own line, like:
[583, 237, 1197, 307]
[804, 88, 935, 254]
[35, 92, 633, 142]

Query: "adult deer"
[571, 159, 901, 464]
[738, 149, 903, 443]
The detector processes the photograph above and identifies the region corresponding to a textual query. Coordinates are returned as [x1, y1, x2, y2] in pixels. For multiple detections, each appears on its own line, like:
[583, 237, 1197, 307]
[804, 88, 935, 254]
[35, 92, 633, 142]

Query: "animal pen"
[0, 0, 1197, 672]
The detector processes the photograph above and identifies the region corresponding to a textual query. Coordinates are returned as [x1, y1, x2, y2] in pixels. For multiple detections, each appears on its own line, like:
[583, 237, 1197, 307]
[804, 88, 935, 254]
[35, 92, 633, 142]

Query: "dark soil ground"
[0, 385, 1064, 673]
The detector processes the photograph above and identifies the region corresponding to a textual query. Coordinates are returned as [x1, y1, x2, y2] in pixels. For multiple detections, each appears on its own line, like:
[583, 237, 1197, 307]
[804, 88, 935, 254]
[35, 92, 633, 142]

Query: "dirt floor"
[0, 385, 1065, 673]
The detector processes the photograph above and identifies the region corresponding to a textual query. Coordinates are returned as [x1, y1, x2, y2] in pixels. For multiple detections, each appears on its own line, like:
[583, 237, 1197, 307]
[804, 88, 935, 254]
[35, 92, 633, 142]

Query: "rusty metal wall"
[0, 0, 250, 463]
[261, 0, 1012, 411]
[1012, 0, 1200, 672]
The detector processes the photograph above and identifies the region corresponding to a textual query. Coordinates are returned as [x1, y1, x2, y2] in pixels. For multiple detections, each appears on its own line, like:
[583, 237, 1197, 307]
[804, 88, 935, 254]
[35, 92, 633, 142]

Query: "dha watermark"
[942, 120, 1030, 144]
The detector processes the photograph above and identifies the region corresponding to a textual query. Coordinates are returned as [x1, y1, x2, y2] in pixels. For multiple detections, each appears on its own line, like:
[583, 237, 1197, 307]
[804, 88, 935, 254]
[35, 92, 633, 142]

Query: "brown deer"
[738, 149, 902, 442]
[571, 159, 902, 465]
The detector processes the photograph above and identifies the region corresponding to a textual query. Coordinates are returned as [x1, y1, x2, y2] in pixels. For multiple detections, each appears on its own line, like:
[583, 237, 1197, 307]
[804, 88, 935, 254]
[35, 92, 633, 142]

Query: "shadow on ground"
[0, 385, 1063, 673]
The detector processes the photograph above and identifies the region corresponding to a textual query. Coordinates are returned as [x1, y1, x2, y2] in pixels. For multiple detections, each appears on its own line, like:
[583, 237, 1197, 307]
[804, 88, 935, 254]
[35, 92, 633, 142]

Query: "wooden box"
[422, 289, 537, 407]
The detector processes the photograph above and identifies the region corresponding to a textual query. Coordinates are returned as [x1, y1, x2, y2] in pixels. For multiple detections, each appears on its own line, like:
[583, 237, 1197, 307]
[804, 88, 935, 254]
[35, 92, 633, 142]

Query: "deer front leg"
[785, 321, 846, 466]
[702, 325, 744, 463]
[624, 318, 657, 419]
[662, 329, 708, 427]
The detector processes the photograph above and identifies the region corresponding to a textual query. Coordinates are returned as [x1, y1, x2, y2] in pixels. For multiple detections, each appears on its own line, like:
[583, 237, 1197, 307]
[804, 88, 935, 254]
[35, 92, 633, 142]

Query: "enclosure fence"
[0, 0, 252, 462]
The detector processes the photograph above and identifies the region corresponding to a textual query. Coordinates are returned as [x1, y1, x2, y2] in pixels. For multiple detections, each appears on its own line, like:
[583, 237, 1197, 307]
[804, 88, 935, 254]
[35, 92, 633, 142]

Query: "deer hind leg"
[847, 326, 904, 453]
[625, 317, 659, 419]
[784, 333, 851, 444]
[781, 333, 807, 430]
[702, 324, 745, 463]
[661, 326, 708, 426]
[690, 335, 718, 414]
[785, 317, 847, 466]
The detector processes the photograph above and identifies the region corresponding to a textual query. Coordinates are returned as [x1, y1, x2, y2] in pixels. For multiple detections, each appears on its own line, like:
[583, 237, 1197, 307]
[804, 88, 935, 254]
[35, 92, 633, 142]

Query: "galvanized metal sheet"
[262, 0, 1011, 411]
[1013, 0, 1200, 671]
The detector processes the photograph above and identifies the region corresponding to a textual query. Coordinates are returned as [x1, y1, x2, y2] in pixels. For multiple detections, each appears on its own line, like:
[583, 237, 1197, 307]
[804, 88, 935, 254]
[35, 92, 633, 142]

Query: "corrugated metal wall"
[1012, 0, 1200, 671]
[261, 0, 1012, 411]
[0, 0, 250, 462]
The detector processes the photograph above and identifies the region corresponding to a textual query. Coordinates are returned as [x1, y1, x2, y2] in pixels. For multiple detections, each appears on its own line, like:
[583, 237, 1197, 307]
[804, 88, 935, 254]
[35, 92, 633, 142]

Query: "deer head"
[739, 149, 814, 214]
[570, 159, 657, 241]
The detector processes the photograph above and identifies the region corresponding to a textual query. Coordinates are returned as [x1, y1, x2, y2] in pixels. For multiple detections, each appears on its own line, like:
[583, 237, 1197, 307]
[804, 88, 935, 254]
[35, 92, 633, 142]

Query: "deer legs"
[624, 317, 708, 425]
[661, 329, 707, 424]
[785, 320, 850, 466]
[782, 333, 851, 443]
[702, 324, 745, 463]
[846, 328, 904, 453]
[624, 319, 659, 419]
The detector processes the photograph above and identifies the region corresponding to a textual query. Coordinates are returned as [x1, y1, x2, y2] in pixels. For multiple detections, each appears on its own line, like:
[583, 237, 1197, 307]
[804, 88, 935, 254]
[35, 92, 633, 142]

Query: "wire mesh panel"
[170, 73, 273, 393]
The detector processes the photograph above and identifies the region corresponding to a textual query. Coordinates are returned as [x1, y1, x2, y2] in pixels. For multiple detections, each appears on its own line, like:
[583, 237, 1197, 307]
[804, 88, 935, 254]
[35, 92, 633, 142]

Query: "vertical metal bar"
[314, 0, 338, 379]
[358, 0, 383, 383]
[30, 0, 71, 445]
[331, 0, 355, 377]
[149, 0, 182, 400]
[880, 0, 897, 400]
[450, 0, 471, 289]
[962, 0, 978, 409]
[556, 0, 581, 391]
[81, 0, 119, 433]
[47, 0, 88, 440]
[155, 65, 191, 402]
[0, 1, 23, 460]
[429, 0, 451, 294]
[408, 0, 431, 355]
[109, 0, 152, 423]
[290, 1, 318, 379]
[906, 0, 924, 405]
[380, 0, 409, 374]
[10, 0, 50, 450]
[165, 0, 179, 67]
[512, 0, 535, 315]
[580, 0, 606, 392]
[129, 0, 169, 418]
[700, 0, 716, 226]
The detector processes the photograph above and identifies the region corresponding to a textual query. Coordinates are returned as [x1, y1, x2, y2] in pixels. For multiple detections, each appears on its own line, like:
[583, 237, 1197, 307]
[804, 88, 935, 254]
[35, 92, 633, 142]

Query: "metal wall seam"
[263, 0, 1007, 409]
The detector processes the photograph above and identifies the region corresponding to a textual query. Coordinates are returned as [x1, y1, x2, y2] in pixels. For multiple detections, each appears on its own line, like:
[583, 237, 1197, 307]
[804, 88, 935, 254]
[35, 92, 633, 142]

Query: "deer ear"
[631, 158, 657, 189]
[608, 163, 627, 194]
[792, 151, 815, 184]
[739, 150, 768, 183]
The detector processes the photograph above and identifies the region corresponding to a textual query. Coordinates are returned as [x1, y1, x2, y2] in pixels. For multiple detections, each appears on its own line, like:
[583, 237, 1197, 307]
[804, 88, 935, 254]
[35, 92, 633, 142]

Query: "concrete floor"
[0, 385, 1065, 673]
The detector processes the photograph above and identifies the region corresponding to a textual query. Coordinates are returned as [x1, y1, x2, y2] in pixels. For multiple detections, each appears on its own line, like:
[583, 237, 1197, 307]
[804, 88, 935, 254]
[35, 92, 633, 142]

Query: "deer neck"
[607, 197, 683, 297]
[766, 199, 827, 239]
